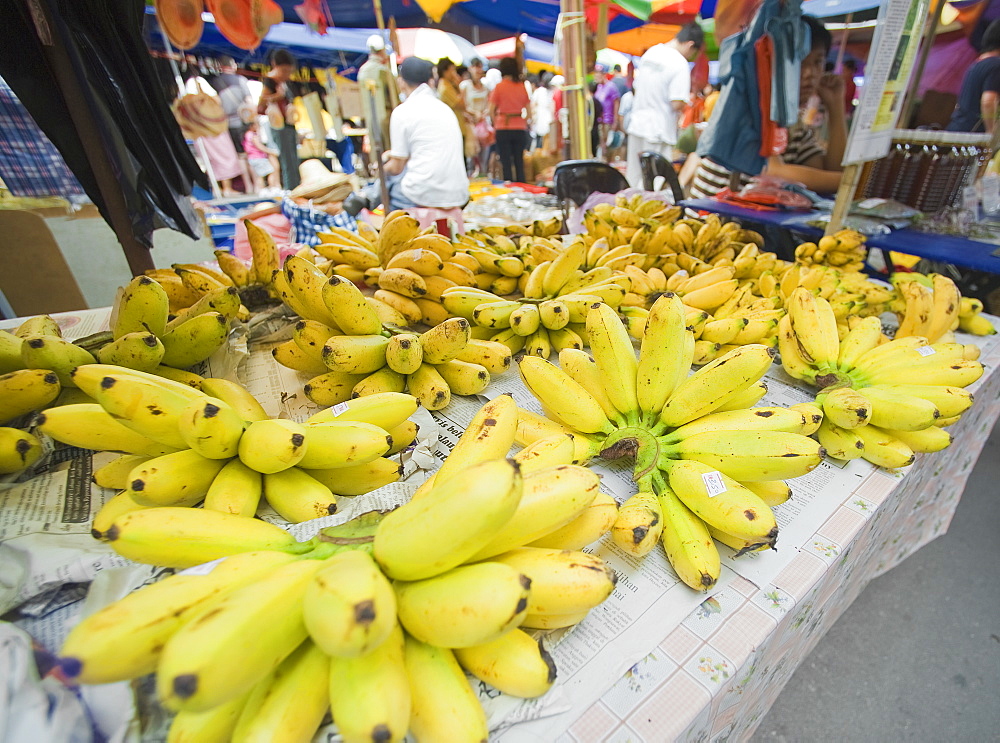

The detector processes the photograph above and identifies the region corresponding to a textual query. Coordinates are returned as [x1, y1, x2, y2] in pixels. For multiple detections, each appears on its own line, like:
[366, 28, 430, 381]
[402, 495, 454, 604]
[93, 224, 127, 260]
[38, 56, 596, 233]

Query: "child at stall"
[243, 118, 281, 194]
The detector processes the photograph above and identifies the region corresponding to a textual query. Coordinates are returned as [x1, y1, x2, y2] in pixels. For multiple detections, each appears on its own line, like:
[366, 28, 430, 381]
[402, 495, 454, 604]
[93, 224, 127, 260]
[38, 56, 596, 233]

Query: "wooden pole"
[833, 13, 852, 73]
[560, 0, 591, 160]
[825, 162, 861, 234]
[596, 1, 609, 52]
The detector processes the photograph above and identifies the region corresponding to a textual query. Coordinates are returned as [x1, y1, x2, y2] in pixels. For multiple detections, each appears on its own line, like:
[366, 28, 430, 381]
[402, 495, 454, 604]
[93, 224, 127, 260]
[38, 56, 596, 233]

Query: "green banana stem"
[812, 367, 853, 392]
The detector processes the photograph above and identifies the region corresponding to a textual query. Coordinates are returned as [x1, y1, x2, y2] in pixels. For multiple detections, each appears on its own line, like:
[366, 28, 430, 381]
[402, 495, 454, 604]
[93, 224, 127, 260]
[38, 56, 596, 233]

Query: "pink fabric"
[408, 206, 464, 236]
[242, 130, 269, 160]
[200, 130, 243, 181]
[232, 213, 293, 262]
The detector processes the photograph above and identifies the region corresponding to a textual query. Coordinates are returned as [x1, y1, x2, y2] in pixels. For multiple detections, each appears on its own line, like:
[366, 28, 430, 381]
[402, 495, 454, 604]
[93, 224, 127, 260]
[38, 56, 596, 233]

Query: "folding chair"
[552, 160, 630, 223]
[638, 151, 685, 203]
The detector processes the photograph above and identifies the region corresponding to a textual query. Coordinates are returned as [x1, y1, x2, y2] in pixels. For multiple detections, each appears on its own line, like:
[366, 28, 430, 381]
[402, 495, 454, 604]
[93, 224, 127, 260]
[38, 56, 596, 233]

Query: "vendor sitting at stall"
[382, 57, 469, 214]
[690, 15, 846, 199]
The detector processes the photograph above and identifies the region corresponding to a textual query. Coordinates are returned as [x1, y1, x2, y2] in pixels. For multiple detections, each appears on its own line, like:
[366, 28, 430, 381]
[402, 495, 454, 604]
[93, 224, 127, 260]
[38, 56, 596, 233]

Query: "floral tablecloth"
[552, 333, 1000, 743]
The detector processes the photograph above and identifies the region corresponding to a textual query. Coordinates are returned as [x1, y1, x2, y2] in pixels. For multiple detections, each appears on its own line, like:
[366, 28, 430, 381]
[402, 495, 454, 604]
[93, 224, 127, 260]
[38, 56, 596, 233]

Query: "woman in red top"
[488, 57, 531, 182]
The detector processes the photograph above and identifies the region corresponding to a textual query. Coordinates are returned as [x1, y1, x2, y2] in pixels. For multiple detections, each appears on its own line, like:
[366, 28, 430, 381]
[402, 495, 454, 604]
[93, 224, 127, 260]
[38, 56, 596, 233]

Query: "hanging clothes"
[696, 0, 807, 178]
[0, 0, 208, 247]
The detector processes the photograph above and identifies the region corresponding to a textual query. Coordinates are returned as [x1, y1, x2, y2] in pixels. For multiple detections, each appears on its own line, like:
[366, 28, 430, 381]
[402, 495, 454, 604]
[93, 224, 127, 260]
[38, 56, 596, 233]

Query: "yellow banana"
[419, 317, 471, 364]
[490, 546, 616, 615]
[656, 477, 720, 590]
[853, 424, 916, 469]
[612, 490, 664, 556]
[454, 628, 556, 698]
[303, 370, 367, 406]
[586, 302, 640, 424]
[404, 635, 488, 743]
[20, 334, 95, 387]
[302, 456, 402, 496]
[238, 418, 308, 473]
[204, 458, 262, 517]
[320, 274, 383, 334]
[661, 430, 824, 481]
[517, 355, 614, 434]
[112, 275, 169, 339]
[159, 312, 229, 369]
[816, 417, 866, 460]
[0, 426, 42, 474]
[178, 397, 245, 459]
[0, 369, 61, 423]
[819, 386, 872, 429]
[199, 378, 268, 422]
[527, 491, 618, 550]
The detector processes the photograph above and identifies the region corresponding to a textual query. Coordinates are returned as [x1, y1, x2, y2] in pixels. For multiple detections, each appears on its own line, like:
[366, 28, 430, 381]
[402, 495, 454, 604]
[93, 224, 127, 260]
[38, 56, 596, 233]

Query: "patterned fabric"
[280, 196, 357, 246]
[0, 77, 84, 197]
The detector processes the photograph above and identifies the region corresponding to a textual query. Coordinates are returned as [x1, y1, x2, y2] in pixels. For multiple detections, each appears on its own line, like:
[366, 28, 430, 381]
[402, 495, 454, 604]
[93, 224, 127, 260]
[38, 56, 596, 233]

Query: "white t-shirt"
[627, 44, 691, 145]
[460, 78, 489, 119]
[388, 84, 469, 208]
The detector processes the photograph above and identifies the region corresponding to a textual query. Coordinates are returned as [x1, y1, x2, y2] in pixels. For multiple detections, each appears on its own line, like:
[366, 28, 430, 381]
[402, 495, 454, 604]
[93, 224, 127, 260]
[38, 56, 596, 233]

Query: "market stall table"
[682, 198, 1000, 275]
[1, 306, 998, 742]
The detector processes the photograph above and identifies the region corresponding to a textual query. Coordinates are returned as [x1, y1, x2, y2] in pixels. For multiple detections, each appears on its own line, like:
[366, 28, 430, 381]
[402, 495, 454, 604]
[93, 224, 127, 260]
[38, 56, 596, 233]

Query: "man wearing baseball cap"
[358, 33, 397, 151]
[382, 57, 469, 213]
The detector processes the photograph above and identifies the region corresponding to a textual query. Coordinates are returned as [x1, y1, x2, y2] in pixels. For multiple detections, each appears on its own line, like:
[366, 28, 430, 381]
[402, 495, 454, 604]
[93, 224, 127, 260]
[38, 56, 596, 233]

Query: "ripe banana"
[321, 275, 383, 334]
[305, 391, 417, 431]
[854, 385, 940, 431]
[303, 456, 402, 496]
[819, 386, 872, 429]
[125, 449, 228, 506]
[263, 467, 339, 523]
[527, 491, 618, 550]
[96, 332, 165, 373]
[612, 490, 664, 556]
[454, 628, 556, 699]
[661, 430, 824, 481]
[0, 427, 42, 474]
[199, 378, 269, 422]
[322, 334, 390, 375]
[587, 302, 640, 425]
[159, 312, 229, 369]
[86, 371, 194, 449]
[636, 293, 693, 425]
[517, 356, 614, 435]
[656, 477, 720, 590]
[406, 363, 451, 410]
[491, 546, 616, 615]
[36, 403, 180, 457]
[238, 418, 308, 473]
[20, 334, 96, 386]
[113, 275, 169, 339]
[178, 397, 245, 459]
[853, 424, 916, 469]
[404, 635, 488, 743]
[203, 458, 262, 517]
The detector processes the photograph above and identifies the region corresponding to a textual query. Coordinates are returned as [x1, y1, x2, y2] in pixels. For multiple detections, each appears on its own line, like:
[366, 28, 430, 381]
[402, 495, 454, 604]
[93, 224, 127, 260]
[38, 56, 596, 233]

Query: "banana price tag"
[178, 557, 226, 576]
[702, 471, 727, 497]
[916, 346, 936, 357]
[330, 401, 350, 416]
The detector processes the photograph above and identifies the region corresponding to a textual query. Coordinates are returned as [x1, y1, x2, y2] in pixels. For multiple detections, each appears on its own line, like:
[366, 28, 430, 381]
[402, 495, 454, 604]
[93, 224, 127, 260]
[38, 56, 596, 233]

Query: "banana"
[230, 640, 330, 743]
[866, 384, 972, 418]
[291, 320, 338, 365]
[178, 397, 245, 459]
[895, 279, 934, 338]
[175, 266, 228, 296]
[789, 402, 824, 435]
[517, 356, 613, 435]
[204, 458, 263, 517]
[273, 339, 330, 374]
[321, 275, 383, 334]
[612, 490, 664, 556]
[338, 244, 381, 269]
[302, 456, 402, 496]
[837, 315, 884, 370]
[854, 385, 940, 431]
[378, 267, 428, 298]
[787, 288, 840, 368]
[853, 424, 916, 469]
[113, 276, 169, 338]
[303, 370, 367, 406]
[352, 366, 404, 396]
[0, 329, 24, 374]
[523, 327, 552, 358]
[59, 550, 302, 684]
[816, 417, 866, 460]
[455, 628, 556, 699]
[661, 430, 824, 481]
[14, 314, 61, 338]
[558, 348, 625, 426]
[86, 371, 194, 449]
[214, 250, 252, 287]
[509, 303, 541, 336]
[819, 386, 872, 429]
[96, 332, 165, 373]
[542, 241, 586, 296]
[636, 292, 694, 425]
[125, 449, 228, 506]
[374, 458, 522, 580]
[468, 464, 601, 560]
[419, 317, 471, 365]
[303, 549, 396, 656]
[659, 344, 775, 428]
[664, 459, 778, 544]
[491, 546, 616, 615]
[662, 407, 811, 443]
[520, 609, 590, 630]
[271, 268, 317, 321]
[199, 378, 268, 422]
[245, 219, 281, 285]
[512, 433, 577, 473]
[0, 369, 61, 423]
[0, 427, 42, 474]
[527, 491, 618, 550]
[395, 562, 530, 647]
[384, 333, 423, 375]
[296, 420, 391, 469]
[92, 453, 151, 489]
[538, 299, 570, 330]
[36, 403, 179, 456]
[455, 339, 512, 374]
[743, 479, 792, 507]
[167, 287, 242, 328]
[587, 302, 640, 424]
[473, 299, 520, 329]
[958, 312, 996, 335]
[656, 476, 720, 590]
[156, 557, 325, 711]
[167, 688, 251, 743]
[20, 334, 95, 386]
[858, 357, 984, 388]
[322, 334, 390, 374]
[405, 635, 488, 743]
[327, 623, 411, 743]
[433, 358, 490, 396]
[305, 391, 417, 430]
[159, 312, 229, 369]
[888, 424, 953, 453]
[375, 214, 421, 265]
[406, 363, 451, 410]
[386, 419, 419, 455]
[238, 418, 308, 474]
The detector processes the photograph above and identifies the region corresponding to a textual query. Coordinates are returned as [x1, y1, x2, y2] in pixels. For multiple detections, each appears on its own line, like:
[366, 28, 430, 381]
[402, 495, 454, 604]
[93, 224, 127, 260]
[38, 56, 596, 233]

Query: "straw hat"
[155, 0, 205, 50]
[205, 0, 283, 50]
[173, 93, 228, 139]
[290, 159, 353, 203]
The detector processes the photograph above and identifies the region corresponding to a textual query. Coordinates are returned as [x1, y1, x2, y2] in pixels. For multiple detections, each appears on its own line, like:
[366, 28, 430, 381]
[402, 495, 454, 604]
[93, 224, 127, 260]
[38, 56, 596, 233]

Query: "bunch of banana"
[144, 220, 279, 313]
[471, 216, 562, 238]
[779, 288, 983, 469]
[35, 364, 416, 525]
[452, 230, 532, 297]
[794, 229, 867, 271]
[517, 295, 826, 591]
[59, 396, 617, 742]
[956, 295, 997, 336]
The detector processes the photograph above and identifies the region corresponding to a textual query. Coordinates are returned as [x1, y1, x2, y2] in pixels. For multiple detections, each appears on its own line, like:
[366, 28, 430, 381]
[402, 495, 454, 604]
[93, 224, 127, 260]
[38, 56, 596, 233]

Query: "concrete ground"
[751, 419, 1000, 742]
[32, 214, 1000, 741]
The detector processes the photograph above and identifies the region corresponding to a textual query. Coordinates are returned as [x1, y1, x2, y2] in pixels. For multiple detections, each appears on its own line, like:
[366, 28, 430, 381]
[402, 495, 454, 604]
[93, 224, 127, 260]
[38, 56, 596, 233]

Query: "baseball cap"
[594, 62, 609, 73]
[367, 34, 386, 52]
[399, 57, 434, 85]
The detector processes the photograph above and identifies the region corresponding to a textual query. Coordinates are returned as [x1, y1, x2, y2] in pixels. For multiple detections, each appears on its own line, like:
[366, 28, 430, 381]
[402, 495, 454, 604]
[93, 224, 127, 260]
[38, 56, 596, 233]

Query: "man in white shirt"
[383, 57, 469, 211]
[625, 23, 704, 187]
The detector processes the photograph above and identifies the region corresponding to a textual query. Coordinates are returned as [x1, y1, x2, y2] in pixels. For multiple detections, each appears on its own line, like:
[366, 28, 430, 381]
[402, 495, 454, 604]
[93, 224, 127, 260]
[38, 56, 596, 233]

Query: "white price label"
[179, 557, 225, 576]
[702, 470, 727, 497]
[916, 346, 936, 357]
[331, 402, 351, 416]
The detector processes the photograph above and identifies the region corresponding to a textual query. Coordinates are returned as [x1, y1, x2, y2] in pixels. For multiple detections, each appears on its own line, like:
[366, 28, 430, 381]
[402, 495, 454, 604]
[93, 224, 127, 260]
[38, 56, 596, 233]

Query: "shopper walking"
[489, 57, 531, 183]
[625, 23, 704, 186]
[258, 49, 301, 190]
